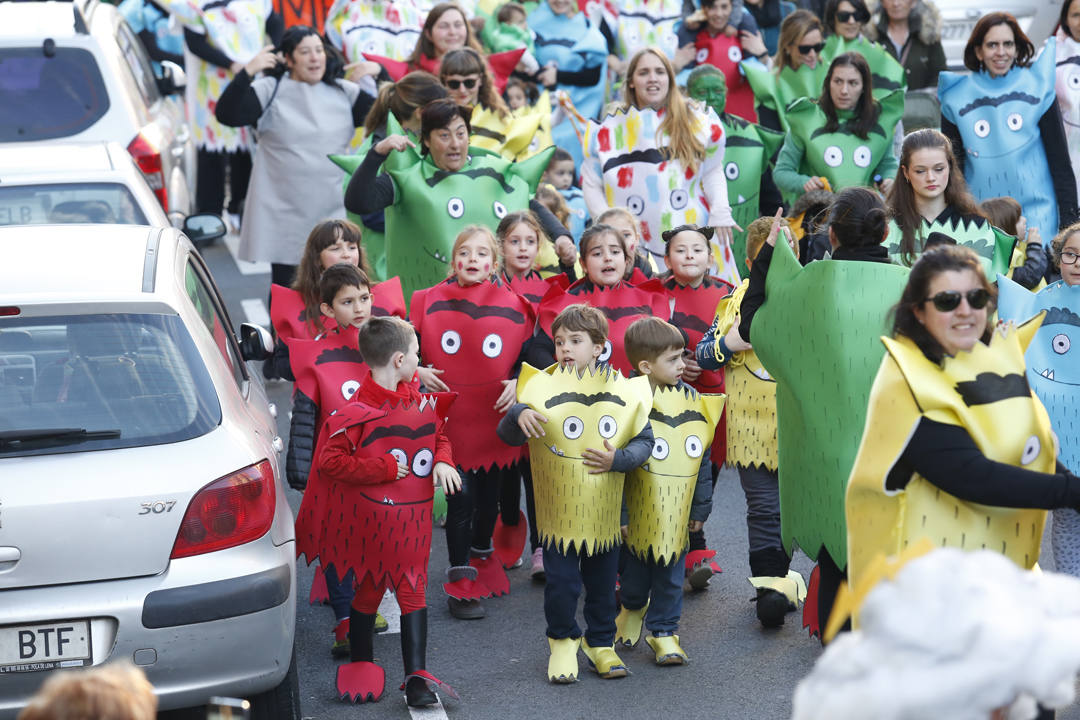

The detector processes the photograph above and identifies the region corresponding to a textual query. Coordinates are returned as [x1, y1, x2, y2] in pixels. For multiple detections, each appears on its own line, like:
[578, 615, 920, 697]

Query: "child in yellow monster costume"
[694, 216, 807, 629]
[615, 318, 724, 666]
[496, 304, 654, 684]
[846, 245, 1080, 603]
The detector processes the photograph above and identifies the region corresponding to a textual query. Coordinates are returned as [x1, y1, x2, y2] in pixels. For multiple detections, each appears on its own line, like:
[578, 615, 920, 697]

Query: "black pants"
[506, 461, 540, 552]
[196, 148, 251, 216]
[446, 465, 513, 567]
[543, 543, 619, 645]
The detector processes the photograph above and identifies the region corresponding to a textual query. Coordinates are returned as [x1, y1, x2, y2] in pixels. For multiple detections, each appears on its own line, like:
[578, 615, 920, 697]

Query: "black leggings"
[446, 464, 517, 567]
[195, 148, 251, 217]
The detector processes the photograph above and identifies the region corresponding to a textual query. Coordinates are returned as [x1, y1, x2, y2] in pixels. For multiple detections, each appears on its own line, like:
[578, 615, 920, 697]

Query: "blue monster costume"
[997, 274, 1080, 576]
[118, 0, 184, 77]
[939, 38, 1059, 245]
[528, 2, 608, 172]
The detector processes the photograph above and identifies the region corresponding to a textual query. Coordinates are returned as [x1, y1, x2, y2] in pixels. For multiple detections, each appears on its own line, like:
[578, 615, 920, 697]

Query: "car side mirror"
[158, 60, 186, 95]
[239, 323, 274, 362]
[183, 213, 227, 245]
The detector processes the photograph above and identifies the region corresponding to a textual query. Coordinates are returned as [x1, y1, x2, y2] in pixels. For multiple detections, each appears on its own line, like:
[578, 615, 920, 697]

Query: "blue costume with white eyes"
[997, 273, 1080, 575]
[1055, 28, 1080, 206]
[939, 39, 1058, 245]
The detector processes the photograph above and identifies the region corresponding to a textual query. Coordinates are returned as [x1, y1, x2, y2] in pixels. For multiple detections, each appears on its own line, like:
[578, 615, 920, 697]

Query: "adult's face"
[428, 9, 468, 58]
[975, 23, 1017, 78]
[882, 0, 914, 24]
[629, 52, 670, 109]
[1068, 0, 1080, 41]
[829, 64, 863, 110]
[792, 28, 824, 69]
[443, 72, 481, 106]
[424, 115, 469, 171]
[834, 1, 862, 40]
[912, 268, 989, 357]
[688, 71, 727, 115]
[287, 34, 325, 84]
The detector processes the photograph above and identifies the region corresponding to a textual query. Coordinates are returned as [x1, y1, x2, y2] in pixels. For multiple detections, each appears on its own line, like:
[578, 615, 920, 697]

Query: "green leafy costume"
[886, 213, 1017, 278]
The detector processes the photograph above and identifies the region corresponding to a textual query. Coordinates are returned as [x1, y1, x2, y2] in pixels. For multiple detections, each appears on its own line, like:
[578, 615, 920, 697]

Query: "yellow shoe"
[614, 602, 648, 648]
[547, 637, 580, 684]
[580, 640, 628, 679]
[645, 634, 688, 666]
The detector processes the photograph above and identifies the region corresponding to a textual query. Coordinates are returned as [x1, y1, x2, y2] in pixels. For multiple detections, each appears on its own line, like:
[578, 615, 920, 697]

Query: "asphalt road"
[200, 234, 1080, 720]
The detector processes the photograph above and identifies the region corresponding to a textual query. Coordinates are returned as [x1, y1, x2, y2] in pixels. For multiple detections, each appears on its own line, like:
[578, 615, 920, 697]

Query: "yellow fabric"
[748, 570, 807, 604]
[625, 386, 724, 564]
[512, 92, 554, 161]
[470, 103, 546, 162]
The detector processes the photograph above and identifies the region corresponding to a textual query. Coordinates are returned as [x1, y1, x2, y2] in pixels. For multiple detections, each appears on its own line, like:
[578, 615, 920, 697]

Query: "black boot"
[401, 609, 437, 707]
[749, 548, 796, 629]
[349, 607, 376, 662]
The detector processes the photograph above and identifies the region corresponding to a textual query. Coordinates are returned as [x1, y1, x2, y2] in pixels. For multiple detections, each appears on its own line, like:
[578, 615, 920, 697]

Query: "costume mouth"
[1033, 367, 1079, 385]
[639, 463, 695, 478]
[545, 443, 583, 460]
[425, 247, 449, 264]
[748, 364, 774, 382]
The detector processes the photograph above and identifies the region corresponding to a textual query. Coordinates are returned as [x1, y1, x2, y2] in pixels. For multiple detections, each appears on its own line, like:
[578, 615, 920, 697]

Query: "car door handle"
[0, 546, 21, 572]
[272, 436, 283, 453]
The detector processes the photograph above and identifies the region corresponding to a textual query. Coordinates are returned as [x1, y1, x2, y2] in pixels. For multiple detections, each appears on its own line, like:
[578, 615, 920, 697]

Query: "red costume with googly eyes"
[270, 279, 406, 343]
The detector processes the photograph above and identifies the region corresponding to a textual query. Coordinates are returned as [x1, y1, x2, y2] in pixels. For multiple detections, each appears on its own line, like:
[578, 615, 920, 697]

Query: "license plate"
[0, 203, 41, 226]
[942, 21, 975, 41]
[0, 620, 92, 673]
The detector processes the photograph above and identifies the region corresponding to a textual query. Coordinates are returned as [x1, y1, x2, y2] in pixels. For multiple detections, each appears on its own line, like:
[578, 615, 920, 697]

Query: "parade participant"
[824, 0, 869, 42]
[596, 208, 658, 281]
[864, 0, 945, 92]
[741, 192, 909, 637]
[532, 224, 670, 376]
[118, 0, 184, 78]
[409, 226, 536, 618]
[503, 77, 538, 111]
[609, 0, 685, 69]
[998, 224, 1080, 576]
[980, 196, 1049, 289]
[845, 244, 1080, 601]
[343, 99, 558, 302]
[695, 216, 806, 626]
[405, 2, 485, 75]
[542, 149, 588, 243]
[773, 52, 901, 204]
[582, 48, 736, 260]
[615, 317, 723, 665]
[325, 0, 425, 65]
[304, 316, 462, 707]
[1056, 0, 1080, 207]
[743, 10, 825, 133]
[940, 13, 1078, 251]
[215, 26, 376, 285]
[819, 2, 906, 105]
[497, 304, 654, 683]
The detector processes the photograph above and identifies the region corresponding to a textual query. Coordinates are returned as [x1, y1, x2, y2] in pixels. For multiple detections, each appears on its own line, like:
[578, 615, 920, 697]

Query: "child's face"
[455, 232, 495, 285]
[396, 333, 420, 384]
[604, 214, 639, 257]
[544, 160, 576, 190]
[501, 222, 539, 275]
[581, 232, 627, 286]
[319, 232, 360, 270]
[645, 346, 686, 386]
[664, 231, 710, 285]
[320, 284, 372, 329]
[553, 328, 604, 370]
[705, 0, 733, 33]
[506, 85, 527, 110]
[547, 0, 575, 16]
[505, 8, 527, 29]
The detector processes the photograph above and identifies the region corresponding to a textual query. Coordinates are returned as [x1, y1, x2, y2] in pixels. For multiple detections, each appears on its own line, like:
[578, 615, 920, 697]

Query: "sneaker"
[331, 619, 350, 659]
[530, 547, 545, 582]
[374, 612, 389, 633]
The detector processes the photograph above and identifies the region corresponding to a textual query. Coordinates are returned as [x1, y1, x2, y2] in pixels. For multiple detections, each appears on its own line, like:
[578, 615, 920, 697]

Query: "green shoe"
[374, 612, 389, 633]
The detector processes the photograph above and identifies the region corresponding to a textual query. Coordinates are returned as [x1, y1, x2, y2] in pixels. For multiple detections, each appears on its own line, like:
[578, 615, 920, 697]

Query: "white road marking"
[378, 588, 401, 634]
[408, 698, 450, 720]
[224, 231, 271, 275]
[240, 298, 270, 328]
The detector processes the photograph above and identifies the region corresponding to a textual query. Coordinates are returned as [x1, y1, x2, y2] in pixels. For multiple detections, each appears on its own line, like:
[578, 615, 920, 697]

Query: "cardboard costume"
[516, 363, 652, 554]
[939, 38, 1059, 246]
[625, 386, 724, 565]
[410, 279, 534, 472]
[325, 0, 424, 63]
[821, 35, 906, 98]
[1055, 28, 1080, 205]
[693, 32, 757, 122]
[505, 269, 561, 310]
[470, 92, 553, 162]
[665, 276, 733, 396]
[845, 320, 1055, 594]
[290, 325, 369, 426]
[742, 61, 824, 133]
[885, 213, 1016, 278]
[750, 239, 909, 569]
[269, 281, 405, 343]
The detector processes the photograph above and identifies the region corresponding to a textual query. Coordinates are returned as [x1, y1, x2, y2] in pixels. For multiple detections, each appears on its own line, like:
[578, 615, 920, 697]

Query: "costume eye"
[670, 189, 689, 210]
[493, 200, 507, 218]
[1006, 113, 1023, 131]
[685, 434, 703, 458]
[447, 197, 465, 218]
[1052, 333, 1071, 354]
[651, 437, 669, 460]
[1020, 435, 1040, 465]
[973, 119, 990, 138]
[440, 329, 461, 354]
[341, 379, 360, 400]
[727, 45, 742, 63]
[598, 340, 612, 363]
[725, 162, 740, 180]
[390, 448, 408, 467]
[482, 332, 503, 358]
[563, 416, 584, 439]
[1069, 70, 1080, 90]
[695, 47, 709, 64]
[853, 145, 871, 168]
[598, 414, 618, 439]
[823, 145, 843, 167]
[412, 448, 434, 477]
[627, 195, 645, 216]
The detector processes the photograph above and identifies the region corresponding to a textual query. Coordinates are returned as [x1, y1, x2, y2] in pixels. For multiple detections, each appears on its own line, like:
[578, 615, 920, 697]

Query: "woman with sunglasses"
[863, 0, 944, 92]
[824, 0, 869, 42]
[744, 10, 825, 133]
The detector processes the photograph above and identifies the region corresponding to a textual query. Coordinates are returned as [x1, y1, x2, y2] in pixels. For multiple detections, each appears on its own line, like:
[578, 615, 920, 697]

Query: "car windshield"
[0, 47, 110, 142]
[0, 313, 221, 457]
[0, 183, 149, 226]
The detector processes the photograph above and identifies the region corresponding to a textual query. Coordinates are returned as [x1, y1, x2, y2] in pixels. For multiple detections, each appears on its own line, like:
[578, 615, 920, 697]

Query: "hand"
[494, 379, 517, 413]
[674, 43, 697, 71]
[434, 461, 462, 495]
[517, 408, 548, 438]
[723, 24, 738, 37]
[554, 235, 577, 265]
[688, 520, 704, 532]
[877, 177, 894, 195]
[712, 222, 740, 248]
[620, 524, 629, 540]
[1016, 215, 1028, 241]
[608, 54, 628, 76]
[537, 64, 558, 88]
[416, 365, 449, 392]
[764, 207, 784, 247]
[802, 176, 826, 193]
[244, 44, 279, 76]
[740, 29, 767, 58]
[681, 353, 702, 382]
[1025, 223, 1041, 247]
[374, 133, 416, 156]
[344, 60, 381, 82]
[582, 439, 616, 474]
[395, 460, 408, 479]
[724, 319, 752, 352]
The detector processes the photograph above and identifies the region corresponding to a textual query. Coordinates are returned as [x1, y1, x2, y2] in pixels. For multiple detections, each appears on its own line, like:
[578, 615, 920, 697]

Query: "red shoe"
[469, 549, 510, 597]
[492, 510, 528, 569]
[685, 549, 722, 591]
[337, 661, 384, 703]
[443, 565, 491, 601]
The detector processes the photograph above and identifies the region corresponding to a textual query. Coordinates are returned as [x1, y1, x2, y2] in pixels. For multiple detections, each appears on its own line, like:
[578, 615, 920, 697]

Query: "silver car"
[0, 0, 196, 226]
[0, 224, 298, 718]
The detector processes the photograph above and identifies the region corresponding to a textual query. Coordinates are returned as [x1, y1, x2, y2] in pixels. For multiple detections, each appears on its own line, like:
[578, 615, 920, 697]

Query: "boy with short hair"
[498, 304, 654, 684]
[615, 317, 723, 665]
[301, 316, 462, 708]
[543, 148, 588, 242]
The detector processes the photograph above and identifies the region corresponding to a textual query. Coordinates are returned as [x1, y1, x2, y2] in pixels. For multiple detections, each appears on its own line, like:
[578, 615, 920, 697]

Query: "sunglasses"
[836, 10, 868, 23]
[445, 77, 478, 90]
[797, 42, 826, 55]
[922, 288, 990, 312]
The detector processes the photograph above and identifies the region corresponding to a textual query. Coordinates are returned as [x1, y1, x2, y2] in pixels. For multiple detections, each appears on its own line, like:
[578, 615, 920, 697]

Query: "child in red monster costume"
[300, 316, 461, 707]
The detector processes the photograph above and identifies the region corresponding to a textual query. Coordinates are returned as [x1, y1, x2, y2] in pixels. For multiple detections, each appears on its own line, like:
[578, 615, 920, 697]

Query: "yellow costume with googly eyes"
[517, 363, 653, 555]
[845, 317, 1055, 595]
[625, 386, 725, 565]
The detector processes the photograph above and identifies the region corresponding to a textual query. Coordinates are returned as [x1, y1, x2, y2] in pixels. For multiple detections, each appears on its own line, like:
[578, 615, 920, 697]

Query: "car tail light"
[0, 306, 20, 316]
[128, 133, 168, 210]
[170, 460, 276, 559]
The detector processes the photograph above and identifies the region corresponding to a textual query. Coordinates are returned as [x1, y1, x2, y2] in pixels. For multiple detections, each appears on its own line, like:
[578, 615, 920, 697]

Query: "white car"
[0, 0, 196, 225]
[941, 1, 1060, 70]
[0, 223, 299, 719]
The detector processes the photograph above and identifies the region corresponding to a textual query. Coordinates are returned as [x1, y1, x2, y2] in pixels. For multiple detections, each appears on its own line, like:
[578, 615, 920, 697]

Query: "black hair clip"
[661, 224, 715, 243]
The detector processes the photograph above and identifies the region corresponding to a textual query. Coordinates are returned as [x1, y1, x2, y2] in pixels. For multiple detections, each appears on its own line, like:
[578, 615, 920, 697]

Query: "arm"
[351, 87, 376, 127]
[581, 152, 609, 218]
[872, 147, 899, 181]
[739, 242, 773, 342]
[695, 313, 736, 370]
[555, 65, 604, 87]
[215, 69, 264, 127]
[496, 402, 530, 446]
[523, 329, 555, 369]
[771, 134, 812, 197]
[610, 422, 655, 473]
[285, 390, 317, 490]
[688, 454, 714, 523]
[318, 428, 399, 484]
[529, 198, 572, 245]
[1008, 238, 1048, 290]
[892, 418, 1080, 509]
[1039, 100, 1079, 227]
[183, 27, 236, 70]
[138, 29, 184, 66]
[344, 146, 396, 215]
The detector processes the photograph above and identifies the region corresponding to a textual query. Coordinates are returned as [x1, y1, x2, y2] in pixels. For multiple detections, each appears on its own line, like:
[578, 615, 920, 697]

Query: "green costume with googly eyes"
[822, 35, 906, 97]
[885, 213, 1017, 279]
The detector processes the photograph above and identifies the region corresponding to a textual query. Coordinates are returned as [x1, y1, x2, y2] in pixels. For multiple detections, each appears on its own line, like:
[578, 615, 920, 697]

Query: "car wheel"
[249, 646, 301, 720]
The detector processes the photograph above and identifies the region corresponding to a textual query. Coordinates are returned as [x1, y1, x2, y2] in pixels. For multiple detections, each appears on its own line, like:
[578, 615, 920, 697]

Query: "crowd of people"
[115, 0, 1080, 714]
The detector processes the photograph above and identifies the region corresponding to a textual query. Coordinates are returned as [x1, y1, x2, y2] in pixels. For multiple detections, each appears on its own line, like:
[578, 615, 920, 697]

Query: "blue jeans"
[619, 549, 686, 634]
[543, 543, 619, 646]
[324, 564, 355, 622]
